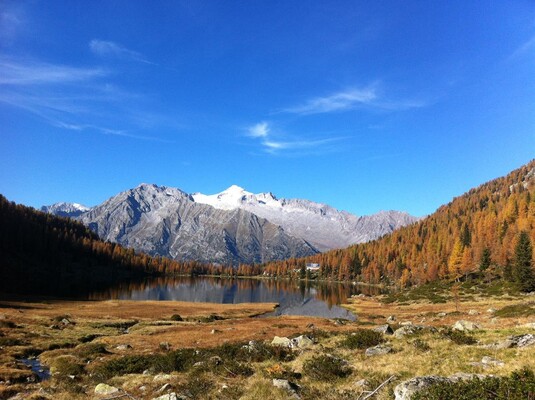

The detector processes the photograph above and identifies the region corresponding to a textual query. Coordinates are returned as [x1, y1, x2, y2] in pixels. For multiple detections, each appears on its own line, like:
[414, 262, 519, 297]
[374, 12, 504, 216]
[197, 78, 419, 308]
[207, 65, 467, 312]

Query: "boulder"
[523, 322, 535, 329]
[387, 315, 396, 323]
[468, 310, 479, 316]
[481, 356, 504, 366]
[393, 325, 423, 338]
[291, 335, 314, 348]
[437, 312, 447, 317]
[271, 336, 292, 347]
[394, 376, 448, 400]
[494, 333, 535, 349]
[487, 308, 497, 314]
[116, 344, 132, 351]
[94, 383, 120, 396]
[365, 344, 392, 357]
[153, 373, 172, 382]
[273, 378, 293, 391]
[373, 324, 394, 335]
[452, 320, 480, 332]
[152, 394, 181, 400]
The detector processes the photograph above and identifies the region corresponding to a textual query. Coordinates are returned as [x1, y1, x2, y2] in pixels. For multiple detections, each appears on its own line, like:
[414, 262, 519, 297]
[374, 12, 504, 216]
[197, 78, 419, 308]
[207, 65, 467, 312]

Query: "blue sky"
[1, 1, 534, 217]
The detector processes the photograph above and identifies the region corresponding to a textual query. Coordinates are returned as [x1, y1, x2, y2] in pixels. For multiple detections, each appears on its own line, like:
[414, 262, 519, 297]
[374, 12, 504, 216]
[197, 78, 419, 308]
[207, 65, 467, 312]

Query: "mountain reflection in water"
[87, 277, 383, 319]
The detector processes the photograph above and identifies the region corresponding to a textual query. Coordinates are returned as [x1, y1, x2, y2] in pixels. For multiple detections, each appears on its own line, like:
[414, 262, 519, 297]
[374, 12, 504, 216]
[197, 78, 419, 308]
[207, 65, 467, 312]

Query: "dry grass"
[0, 293, 533, 399]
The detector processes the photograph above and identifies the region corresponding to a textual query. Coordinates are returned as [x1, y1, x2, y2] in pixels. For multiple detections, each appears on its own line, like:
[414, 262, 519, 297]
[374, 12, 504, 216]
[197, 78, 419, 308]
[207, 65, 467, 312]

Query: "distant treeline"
[0, 195, 244, 295]
[258, 161, 535, 291]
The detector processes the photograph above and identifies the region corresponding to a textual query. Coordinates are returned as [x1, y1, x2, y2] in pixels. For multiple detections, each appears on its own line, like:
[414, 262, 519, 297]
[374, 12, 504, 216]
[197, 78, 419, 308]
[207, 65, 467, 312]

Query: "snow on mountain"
[193, 186, 418, 251]
[40, 202, 90, 218]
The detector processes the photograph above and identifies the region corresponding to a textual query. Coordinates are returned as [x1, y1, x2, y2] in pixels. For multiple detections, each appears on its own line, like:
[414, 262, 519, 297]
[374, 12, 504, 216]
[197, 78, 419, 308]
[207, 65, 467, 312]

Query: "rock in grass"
[291, 335, 314, 348]
[393, 325, 423, 338]
[481, 356, 504, 366]
[272, 336, 292, 347]
[365, 344, 392, 357]
[152, 393, 181, 400]
[452, 320, 480, 331]
[394, 376, 449, 400]
[94, 383, 119, 395]
[493, 333, 535, 349]
[373, 324, 394, 335]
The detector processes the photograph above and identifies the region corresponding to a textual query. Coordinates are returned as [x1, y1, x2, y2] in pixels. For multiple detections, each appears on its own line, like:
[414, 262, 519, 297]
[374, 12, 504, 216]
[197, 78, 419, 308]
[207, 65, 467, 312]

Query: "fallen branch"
[358, 375, 396, 400]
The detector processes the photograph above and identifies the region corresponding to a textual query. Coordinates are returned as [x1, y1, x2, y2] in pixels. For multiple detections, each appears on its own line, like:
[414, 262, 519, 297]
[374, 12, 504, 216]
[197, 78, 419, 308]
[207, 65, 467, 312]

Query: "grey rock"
[76, 184, 317, 265]
[291, 335, 314, 348]
[373, 324, 394, 335]
[452, 320, 480, 332]
[153, 373, 172, 382]
[437, 312, 447, 317]
[159, 383, 172, 392]
[400, 321, 413, 326]
[365, 344, 392, 357]
[273, 379, 293, 391]
[354, 379, 370, 388]
[152, 394, 182, 400]
[386, 315, 397, 322]
[522, 322, 535, 329]
[116, 344, 132, 351]
[94, 383, 119, 396]
[468, 309, 479, 316]
[493, 334, 535, 349]
[487, 308, 497, 314]
[394, 325, 423, 338]
[394, 376, 449, 400]
[481, 356, 504, 366]
[271, 336, 291, 347]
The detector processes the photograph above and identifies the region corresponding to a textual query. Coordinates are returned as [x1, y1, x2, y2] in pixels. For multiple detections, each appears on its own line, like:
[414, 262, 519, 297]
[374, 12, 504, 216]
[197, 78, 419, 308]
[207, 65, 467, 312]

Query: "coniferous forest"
[259, 160, 535, 291]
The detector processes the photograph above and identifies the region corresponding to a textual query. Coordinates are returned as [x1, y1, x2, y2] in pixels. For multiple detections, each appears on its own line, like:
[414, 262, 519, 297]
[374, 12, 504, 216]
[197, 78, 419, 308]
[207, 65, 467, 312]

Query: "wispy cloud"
[89, 39, 156, 65]
[508, 34, 535, 61]
[283, 85, 427, 115]
[284, 88, 377, 114]
[0, 57, 167, 142]
[246, 121, 344, 155]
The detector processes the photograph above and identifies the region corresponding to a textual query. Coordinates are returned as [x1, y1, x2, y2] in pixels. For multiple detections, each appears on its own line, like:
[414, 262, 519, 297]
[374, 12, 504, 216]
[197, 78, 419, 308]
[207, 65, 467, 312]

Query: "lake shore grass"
[0, 292, 534, 399]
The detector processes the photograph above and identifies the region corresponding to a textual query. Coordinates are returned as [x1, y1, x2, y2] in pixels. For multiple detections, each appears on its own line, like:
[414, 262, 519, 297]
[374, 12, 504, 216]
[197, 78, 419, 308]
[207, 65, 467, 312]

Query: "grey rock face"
[365, 344, 392, 357]
[193, 186, 419, 251]
[41, 202, 90, 218]
[76, 184, 317, 265]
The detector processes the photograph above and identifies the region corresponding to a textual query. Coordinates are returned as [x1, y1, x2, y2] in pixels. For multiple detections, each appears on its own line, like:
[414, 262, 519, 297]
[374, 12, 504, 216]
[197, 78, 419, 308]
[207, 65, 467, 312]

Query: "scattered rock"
[291, 335, 314, 348]
[393, 325, 423, 338]
[210, 356, 222, 366]
[394, 376, 449, 400]
[210, 329, 221, 334]
[437, 312, 447, 318]
[373, 324, 394, 335]
[116, 344, 132, 351]
[153, 373, 172, 382]
[468, 310, 479, 316]
[159, 342, 171, 351]
[452, 320, 480, 332]
[487, 308, 497, 314]
[354, 378, 370, 388]
[61, 318, 73, 326]
[272, 336, 292, 347]
[481, 356, 504, 366]
[272, 378, 299, 397]
[523, 322, 535, 329]
[152, 393, 181, 400]
[387, 315, 396, 323]
[94, 383, 120, 396]
[400, 321, 413, 326]
[193, 361, 205, 368]
[365, 344, 393, 357]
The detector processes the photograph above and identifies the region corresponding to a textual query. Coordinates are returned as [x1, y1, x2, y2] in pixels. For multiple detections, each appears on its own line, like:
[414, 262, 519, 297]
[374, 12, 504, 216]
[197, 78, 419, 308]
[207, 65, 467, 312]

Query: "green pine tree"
[479, 247, 491, 271]
[513, 231, 535, 292]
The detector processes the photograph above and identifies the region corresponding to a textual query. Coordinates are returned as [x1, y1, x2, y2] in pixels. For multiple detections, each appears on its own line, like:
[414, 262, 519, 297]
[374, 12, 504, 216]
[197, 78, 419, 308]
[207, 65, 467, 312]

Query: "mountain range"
[42, 184, 418, 265]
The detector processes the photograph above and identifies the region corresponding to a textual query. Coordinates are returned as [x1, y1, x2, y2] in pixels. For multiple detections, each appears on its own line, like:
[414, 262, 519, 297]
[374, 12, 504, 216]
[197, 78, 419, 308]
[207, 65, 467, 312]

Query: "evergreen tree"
[513, 231, 535, 292]
[479, 247, 491, 271]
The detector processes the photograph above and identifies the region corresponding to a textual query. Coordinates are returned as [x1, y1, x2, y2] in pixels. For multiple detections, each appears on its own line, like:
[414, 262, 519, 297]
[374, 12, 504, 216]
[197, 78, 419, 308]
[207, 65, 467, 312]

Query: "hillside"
[261, 160, 535, 287]
[0, 195, 221, 295]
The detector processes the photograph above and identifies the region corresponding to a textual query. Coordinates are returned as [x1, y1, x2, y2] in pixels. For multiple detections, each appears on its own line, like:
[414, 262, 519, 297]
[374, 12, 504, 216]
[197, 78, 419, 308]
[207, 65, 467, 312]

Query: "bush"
[494, 303, 535, 318]
[170, 314, 183, 321]
[74, 343, 109, 359]
[341, 329, 384, 349]
[0, 337, 24, 346]
[178, 374, 214, 399]
[303, 355, 352, 381]
[51, 356, 85, 377]
[441, 329, 477, 345]
[412, 368, 535, 400]
[412, 339, 431, 352]
[0, 320, 17, 328]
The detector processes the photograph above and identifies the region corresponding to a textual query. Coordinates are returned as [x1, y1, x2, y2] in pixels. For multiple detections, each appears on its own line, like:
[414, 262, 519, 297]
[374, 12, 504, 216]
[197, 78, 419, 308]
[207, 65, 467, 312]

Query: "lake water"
[85, 277, 383, 320]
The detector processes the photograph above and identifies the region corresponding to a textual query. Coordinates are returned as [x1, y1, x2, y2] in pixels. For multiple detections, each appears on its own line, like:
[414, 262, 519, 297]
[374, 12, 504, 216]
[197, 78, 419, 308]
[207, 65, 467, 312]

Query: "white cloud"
[89, 39, 155, 65]
[284, 87, 377, 114]
[246, 121, 344, 155]
[508, 34, 535, 61]
[0, 59, 107, 85]
[283, 85, 427, 114]
[248, 121, 269, 138]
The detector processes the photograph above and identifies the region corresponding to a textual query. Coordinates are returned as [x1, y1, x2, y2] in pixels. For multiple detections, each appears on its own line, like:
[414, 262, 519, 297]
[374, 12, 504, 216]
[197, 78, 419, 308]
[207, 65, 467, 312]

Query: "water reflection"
[86, 277, 383, 319]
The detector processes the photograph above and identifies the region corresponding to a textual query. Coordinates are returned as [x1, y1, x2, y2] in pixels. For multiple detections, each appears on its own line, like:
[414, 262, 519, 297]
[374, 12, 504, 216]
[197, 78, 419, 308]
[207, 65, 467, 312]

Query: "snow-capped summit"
[192, 186, 419, 251]
[40, 202, 90, 218]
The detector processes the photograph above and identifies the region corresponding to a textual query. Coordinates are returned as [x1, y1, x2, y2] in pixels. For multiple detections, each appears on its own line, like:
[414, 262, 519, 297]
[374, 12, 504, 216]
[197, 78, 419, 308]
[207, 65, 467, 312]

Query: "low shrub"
[47, 341, 76, 351]
[0, 337, 24, 346]
[51, 356, 85, 377]
[412, 339, 431, 352]
[74, 343, 109, 359]
[178, 373, 214, 399]
[341, 329, 384, 349]
[0, 320, 17, 328]
[303, 355, 352, 381]
[170, 314, 183, 321]
[441, 329, 477, 345]
[412, 368, 535, 400]
[494, 303, 535, 318]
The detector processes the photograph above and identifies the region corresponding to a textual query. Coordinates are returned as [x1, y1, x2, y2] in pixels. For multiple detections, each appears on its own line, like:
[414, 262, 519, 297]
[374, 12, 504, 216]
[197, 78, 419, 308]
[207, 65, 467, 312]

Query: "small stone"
[273, 378, 293, 391]
[193, 361, 205, 368]
[481, 356, 504, 366]
[116, 344, 132, 351]
[437, 312, 447, 317]
[394, 376, 449, 400]
[400, 321, 413, 326]
[523, 322, 535, 329]
[387, 315, 397, 323]
[153, 373, 172, 382]
[354, 378, 370, 388]
[94, 383, 119, 396]
[152, 393, 179, 400]
[487, 308, 497, 314]
[452, 320, 480, 331]
[365, 344, 392, 357]
[159, 342, 171, 351]
[210, 329, 221, 334]
[61, 318, 72, 325]
[291, 335, 314, 348]
[373, 324, 394, 335]
[468, 310, 479, 316]
[210, 356, 222, 365]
